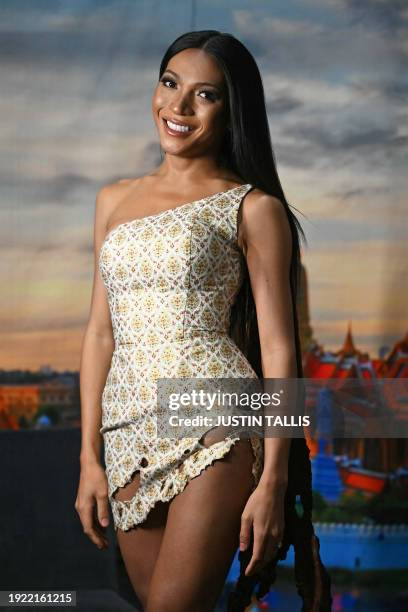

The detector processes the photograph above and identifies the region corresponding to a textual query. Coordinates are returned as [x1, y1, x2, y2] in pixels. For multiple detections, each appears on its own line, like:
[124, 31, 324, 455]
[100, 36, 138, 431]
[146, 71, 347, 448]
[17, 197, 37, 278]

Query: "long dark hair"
[159, 31, 332, 611]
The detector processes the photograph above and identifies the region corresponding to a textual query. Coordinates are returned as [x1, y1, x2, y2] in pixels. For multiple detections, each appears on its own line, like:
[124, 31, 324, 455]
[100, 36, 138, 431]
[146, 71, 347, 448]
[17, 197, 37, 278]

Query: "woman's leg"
[114, 472, 170, 609]
[146, 434, 255, 612]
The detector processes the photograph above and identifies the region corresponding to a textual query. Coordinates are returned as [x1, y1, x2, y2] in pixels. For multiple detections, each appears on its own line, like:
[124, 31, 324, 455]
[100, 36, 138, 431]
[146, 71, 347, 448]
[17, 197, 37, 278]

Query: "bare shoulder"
[96, 177, 137, 206]
[244, 188, 287, 222]
[94, 176, 142, 224]
[239, 188, 290, 253]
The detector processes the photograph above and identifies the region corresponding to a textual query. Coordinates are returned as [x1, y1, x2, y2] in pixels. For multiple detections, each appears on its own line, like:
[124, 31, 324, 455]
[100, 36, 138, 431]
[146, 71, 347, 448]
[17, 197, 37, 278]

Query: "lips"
[163, 116, 193, 129]
[162, 116, 194, 137]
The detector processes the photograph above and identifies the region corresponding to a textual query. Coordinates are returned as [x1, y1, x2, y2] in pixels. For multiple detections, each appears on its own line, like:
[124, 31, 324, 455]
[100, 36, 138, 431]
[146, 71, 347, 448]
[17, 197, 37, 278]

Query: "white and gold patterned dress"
[98, 183, 264, 531]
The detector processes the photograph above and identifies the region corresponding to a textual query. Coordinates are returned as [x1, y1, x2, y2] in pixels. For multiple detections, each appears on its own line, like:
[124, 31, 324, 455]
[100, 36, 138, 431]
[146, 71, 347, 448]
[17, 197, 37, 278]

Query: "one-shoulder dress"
[98, 183, 264, 532]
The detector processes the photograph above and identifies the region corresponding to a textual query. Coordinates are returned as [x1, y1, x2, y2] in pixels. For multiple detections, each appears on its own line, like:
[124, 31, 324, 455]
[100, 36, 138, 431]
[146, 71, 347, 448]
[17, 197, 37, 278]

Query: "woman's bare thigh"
[146, 435, 255, 612]
[114, 472, 170, 609]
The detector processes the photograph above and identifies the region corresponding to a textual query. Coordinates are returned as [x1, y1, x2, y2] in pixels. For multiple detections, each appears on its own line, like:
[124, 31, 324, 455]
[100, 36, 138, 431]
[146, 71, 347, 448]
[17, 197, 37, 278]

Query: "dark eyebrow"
[163, 68, 222, 91]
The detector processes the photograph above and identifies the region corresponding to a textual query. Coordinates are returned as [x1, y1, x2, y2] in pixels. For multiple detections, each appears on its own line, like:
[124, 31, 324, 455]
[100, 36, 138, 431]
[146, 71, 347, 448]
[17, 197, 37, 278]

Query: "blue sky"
[1, 0, 407, 368]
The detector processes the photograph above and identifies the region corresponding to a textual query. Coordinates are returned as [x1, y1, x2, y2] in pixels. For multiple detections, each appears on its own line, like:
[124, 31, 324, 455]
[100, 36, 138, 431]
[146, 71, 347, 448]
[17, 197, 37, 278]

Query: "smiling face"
[152, 48, 229, 158]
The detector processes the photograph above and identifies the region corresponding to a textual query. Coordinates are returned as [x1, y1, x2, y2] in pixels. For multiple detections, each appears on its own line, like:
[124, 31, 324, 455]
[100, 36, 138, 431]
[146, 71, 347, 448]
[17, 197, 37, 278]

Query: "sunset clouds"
[1, 0, 406, 368]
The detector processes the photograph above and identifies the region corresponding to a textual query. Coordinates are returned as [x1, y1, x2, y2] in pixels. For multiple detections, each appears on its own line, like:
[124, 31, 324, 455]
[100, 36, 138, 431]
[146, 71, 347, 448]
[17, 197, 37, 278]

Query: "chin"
[160, 138, 191, 150]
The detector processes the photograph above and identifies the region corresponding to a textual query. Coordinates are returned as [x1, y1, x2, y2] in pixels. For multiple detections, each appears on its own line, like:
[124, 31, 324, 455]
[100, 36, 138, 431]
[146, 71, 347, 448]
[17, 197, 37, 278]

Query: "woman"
[75, 30, 332, 611]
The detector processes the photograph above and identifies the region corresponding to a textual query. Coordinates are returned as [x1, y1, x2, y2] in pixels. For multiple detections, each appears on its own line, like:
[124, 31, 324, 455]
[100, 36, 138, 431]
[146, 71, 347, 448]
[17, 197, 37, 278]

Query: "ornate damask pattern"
[98, 184, 264, 531]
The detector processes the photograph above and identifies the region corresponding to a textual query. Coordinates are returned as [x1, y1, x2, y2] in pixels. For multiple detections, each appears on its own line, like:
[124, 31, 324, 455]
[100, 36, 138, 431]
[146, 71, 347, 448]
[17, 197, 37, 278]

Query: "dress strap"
[239, 183, 254, 197]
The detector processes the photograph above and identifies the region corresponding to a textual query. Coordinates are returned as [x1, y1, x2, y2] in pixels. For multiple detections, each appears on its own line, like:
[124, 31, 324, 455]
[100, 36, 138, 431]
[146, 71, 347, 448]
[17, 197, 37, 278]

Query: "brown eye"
[199, 90, 217, 102]
[160, 77, 176, 88]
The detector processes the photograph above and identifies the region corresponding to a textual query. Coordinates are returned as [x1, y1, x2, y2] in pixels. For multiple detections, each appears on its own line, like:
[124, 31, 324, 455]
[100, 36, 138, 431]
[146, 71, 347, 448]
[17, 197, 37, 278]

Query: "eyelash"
[160, 77, 218, 102]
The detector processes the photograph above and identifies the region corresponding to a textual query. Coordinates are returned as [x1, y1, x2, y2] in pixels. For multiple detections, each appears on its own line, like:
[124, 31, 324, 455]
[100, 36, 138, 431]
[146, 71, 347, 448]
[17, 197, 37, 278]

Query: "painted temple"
[296, 262, 407, 500]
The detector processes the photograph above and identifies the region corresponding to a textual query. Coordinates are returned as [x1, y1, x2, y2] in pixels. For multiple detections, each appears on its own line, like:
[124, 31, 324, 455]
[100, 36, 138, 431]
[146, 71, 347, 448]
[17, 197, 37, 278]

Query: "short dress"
[98, 183, 264, 532]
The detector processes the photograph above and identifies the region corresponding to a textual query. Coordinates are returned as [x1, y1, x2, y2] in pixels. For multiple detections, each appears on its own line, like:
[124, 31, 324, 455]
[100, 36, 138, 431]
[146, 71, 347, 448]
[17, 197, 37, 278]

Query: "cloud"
[1, 0, 406, 366]
[234, 9, 396, 75]
[343, 0, 408, 32]
[285, 121, 407, 154]
[266, 93, 303, 114]
[306, 0, 408, 64]
[0, 1, 169, 64]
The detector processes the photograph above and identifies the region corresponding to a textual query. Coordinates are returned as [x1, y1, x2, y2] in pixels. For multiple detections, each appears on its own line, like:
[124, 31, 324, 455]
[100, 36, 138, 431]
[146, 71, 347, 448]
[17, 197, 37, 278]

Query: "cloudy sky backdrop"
[1, 0, 407, 369]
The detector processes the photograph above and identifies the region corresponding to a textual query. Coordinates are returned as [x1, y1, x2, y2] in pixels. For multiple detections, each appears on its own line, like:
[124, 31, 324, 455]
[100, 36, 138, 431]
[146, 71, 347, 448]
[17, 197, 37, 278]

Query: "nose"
[171, 88, 193, 116]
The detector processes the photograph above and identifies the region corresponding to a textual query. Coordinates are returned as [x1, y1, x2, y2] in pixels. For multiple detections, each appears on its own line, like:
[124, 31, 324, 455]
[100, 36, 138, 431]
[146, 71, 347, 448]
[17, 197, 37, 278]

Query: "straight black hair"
[159, 30, 332, 611]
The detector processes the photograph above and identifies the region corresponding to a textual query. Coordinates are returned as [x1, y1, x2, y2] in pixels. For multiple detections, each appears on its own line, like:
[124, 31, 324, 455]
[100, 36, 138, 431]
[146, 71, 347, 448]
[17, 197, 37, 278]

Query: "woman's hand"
[74, 460, 110, 550]
[239, 476, 287, 576]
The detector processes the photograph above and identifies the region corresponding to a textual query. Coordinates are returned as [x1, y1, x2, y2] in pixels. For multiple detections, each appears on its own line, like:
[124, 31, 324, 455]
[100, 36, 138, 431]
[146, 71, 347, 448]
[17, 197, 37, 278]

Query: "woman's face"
[152, 48, 228, 158]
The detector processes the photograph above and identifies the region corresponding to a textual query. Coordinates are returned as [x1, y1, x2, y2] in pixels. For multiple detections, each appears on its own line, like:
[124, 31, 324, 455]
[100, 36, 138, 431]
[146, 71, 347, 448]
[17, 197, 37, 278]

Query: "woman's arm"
[243, 192, 296, 481]
[238, 191, 298, 575]
[75, 183, 117, 549]
[79, 185, 116, 465]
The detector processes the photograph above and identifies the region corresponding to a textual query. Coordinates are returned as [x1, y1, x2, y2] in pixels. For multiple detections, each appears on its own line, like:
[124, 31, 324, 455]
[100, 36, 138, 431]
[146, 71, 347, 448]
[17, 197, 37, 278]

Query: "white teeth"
[166, 119, 191, 133]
